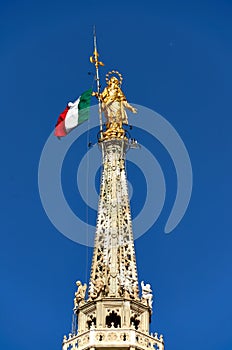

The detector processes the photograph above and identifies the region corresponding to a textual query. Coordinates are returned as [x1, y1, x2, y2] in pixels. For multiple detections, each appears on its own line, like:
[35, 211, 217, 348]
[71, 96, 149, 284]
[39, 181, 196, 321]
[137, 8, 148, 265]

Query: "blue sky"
[1, 0, 232, 349]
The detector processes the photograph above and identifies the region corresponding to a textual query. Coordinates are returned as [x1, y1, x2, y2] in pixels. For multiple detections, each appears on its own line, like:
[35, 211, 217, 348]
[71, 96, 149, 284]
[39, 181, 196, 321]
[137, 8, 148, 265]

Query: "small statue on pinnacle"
[74, 280, 87, 309]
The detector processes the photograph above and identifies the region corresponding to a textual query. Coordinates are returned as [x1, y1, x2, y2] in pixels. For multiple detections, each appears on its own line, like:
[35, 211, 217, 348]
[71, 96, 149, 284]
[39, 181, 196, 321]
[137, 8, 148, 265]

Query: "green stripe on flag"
[78, 88, 92, 124]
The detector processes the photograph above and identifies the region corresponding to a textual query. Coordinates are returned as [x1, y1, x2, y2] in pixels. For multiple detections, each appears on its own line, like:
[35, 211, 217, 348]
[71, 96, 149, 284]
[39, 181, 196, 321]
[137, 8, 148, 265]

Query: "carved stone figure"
[141, 281, 153, 308]
[118, 271, 137, 299]
[74, 281, 87, 308]
[89, 277, 104, 299]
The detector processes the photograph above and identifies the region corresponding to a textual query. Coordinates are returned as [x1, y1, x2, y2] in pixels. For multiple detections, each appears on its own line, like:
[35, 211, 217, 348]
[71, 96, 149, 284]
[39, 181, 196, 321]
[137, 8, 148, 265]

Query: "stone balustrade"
[62, 326, 164, 350]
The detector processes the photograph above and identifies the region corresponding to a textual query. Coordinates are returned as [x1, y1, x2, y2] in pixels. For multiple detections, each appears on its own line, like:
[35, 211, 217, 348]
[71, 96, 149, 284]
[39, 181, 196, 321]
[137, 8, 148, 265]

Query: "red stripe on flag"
[54, 106, 69, 137]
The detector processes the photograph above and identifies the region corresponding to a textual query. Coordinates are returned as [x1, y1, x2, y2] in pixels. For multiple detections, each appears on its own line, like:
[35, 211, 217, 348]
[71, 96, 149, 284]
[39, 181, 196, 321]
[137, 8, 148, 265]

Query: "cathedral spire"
[62, 34, 165, 350]
[88, 138, 139, 300]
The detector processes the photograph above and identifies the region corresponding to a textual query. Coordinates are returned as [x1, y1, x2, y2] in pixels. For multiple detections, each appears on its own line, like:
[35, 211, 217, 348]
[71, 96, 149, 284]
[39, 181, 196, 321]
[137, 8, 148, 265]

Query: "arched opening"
[87, 316, 96, 329]
[106, 311, 121, 328]
[130, 316, 140, 330]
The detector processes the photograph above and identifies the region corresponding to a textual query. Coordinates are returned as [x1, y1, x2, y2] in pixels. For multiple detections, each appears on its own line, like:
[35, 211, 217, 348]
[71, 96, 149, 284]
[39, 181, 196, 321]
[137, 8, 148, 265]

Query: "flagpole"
[90, 26, 104, 137]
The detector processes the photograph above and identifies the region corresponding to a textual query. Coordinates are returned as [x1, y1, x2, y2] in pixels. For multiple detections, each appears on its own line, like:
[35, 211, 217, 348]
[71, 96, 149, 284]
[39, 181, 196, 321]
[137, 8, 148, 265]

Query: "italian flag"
[54, 89, 92, 137]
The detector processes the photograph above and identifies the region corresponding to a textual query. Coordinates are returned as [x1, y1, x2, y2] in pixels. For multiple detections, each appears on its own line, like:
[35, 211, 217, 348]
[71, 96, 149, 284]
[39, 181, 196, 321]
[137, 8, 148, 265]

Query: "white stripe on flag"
[65, 97, 80, 133]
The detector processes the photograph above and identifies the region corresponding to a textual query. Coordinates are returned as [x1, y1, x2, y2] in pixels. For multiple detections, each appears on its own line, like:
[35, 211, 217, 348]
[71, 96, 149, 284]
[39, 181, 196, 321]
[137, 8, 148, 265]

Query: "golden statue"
[93, 71, 137, 140]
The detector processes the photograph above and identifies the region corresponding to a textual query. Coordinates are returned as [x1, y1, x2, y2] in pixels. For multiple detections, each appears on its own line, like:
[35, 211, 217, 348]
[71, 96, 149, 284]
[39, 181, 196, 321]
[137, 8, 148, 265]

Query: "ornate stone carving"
[63, 326, 164, 350]
[88, 140, 139, 299]
[89, 278, 104, 299]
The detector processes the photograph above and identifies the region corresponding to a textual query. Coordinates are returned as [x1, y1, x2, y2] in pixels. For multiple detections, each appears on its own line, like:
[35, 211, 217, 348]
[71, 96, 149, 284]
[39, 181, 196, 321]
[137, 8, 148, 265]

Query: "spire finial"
[90, 26, 104, 134]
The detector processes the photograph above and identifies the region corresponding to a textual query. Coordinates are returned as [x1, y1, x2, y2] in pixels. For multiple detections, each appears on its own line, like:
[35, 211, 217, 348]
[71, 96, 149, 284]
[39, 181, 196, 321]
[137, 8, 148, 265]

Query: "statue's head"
[76, 280, 81, 286]
[109, 76, 120, 86]
[106, 70, 123, 87]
